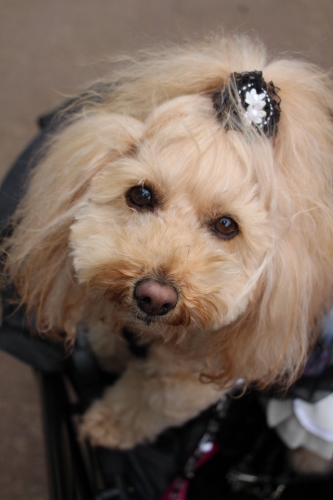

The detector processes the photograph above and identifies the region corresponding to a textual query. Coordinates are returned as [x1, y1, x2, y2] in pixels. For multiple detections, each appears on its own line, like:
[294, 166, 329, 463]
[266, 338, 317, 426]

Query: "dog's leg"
[80, 343, 223, 449]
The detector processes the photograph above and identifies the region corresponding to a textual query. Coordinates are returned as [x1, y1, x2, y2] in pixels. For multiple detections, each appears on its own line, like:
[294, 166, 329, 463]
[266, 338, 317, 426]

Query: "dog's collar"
[212, 71, 281, 137]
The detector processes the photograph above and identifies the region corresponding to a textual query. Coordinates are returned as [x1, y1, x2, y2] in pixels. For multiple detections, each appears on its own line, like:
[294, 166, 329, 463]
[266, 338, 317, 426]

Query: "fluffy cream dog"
[4, 35, 333, 454]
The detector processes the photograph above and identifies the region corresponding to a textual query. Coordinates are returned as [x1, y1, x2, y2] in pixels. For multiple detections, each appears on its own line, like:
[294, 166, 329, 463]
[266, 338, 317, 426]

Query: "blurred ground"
[0, 1, 333, 498]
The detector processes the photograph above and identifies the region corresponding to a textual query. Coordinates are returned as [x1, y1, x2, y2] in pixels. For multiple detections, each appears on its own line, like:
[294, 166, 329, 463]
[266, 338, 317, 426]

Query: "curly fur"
[3, 34, 333, 449]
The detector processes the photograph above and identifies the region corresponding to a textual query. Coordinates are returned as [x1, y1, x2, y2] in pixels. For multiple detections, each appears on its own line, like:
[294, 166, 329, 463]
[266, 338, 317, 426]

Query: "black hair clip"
[212, 71, 281, 137]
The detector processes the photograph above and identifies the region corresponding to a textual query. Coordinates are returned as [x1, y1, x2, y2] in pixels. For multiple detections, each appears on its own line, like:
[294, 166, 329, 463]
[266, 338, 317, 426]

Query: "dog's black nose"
[134, 279, 178, 316]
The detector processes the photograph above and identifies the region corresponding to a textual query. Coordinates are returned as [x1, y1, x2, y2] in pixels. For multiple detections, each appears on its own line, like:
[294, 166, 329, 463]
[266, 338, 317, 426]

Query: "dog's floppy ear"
[211, 61, 333, 389]
[4, 112, 143, 339]
[214, 187, 333, 391]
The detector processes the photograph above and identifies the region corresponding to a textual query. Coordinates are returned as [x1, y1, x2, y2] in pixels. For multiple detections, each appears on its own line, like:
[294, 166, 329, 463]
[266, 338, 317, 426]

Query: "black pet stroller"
[1, 104, 333, 500]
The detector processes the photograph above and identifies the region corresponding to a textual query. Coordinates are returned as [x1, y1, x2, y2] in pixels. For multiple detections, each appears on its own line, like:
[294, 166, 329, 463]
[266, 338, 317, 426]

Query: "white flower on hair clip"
[244, 88, 267, 125]
[212, 71, 281, 137]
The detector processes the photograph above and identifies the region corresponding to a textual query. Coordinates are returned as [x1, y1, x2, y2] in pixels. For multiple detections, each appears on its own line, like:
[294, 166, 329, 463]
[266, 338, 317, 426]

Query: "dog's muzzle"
[134, 279, 178, 317]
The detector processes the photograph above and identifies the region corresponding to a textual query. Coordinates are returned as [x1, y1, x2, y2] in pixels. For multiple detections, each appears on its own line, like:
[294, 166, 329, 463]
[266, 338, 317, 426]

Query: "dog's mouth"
[125, 306, 190, 344]
[131, 304, 185, 328]
[129, 302, 192, 335]
[135, 311, 162, 326]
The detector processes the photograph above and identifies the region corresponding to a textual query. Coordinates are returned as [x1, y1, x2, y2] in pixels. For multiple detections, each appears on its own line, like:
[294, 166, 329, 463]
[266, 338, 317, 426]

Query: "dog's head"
[70, 95, 273, 335]
[6, 36, 333, 387]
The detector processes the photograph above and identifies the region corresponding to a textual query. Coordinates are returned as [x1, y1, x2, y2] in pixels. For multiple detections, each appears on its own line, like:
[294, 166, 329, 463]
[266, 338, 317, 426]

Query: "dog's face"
[70, 95, 274, 341]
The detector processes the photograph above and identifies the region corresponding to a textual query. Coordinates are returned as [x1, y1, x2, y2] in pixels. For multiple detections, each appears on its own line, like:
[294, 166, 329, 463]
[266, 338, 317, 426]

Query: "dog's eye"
[126, 185, 154, 209]
[213, 217, 239, 239]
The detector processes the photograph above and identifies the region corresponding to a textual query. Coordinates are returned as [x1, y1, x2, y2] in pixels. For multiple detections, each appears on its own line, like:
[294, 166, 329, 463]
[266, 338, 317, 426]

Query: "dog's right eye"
[126, 185, 154, 209]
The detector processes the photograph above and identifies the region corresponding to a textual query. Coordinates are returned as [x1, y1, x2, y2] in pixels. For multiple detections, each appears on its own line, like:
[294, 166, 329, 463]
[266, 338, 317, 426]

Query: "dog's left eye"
[213, 216, 239, 239]
[126, 185, 154, 209]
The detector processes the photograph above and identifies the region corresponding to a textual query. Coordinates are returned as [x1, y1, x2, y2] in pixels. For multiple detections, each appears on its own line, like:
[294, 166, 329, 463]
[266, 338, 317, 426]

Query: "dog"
[3, 34, 333, 471]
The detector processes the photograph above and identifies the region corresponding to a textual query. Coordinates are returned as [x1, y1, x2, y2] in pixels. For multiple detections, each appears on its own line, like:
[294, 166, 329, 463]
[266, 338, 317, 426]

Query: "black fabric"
[188, 394, 333, 500]
[0, 284, 65, 372]
[0, 323, 65, 373]
[91, 407, 215, 500]
[68, 328, 119, 408]
[265, 365, 333, 404]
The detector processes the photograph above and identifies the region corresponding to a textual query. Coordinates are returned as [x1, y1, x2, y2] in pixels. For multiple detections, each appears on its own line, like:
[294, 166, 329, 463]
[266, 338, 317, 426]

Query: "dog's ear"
[215, 209, 333, 391]
[212, 62, 333, 389]
[4, 112, 143, 340]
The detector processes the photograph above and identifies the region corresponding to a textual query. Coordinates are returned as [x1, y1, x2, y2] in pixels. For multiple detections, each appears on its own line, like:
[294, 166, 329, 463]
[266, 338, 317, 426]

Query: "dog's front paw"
[80, 401, 148, 450]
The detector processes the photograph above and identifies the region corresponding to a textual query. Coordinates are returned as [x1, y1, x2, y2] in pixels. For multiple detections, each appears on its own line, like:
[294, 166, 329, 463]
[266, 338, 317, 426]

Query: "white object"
[244, 89, 267, 125]
[266, 394, 333, 460]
